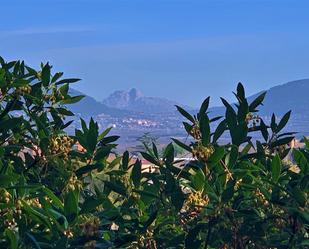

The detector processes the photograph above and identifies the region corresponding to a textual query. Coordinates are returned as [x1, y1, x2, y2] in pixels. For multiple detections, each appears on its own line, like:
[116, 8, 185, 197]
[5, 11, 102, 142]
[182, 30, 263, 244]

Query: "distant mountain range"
[70, 79, 309, 117]
[102, 88, 188, 113]
[67, 79, 309, 144]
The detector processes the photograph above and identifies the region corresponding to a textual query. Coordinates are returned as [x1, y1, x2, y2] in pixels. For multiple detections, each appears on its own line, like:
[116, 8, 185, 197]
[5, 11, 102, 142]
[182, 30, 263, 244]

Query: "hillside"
[253, 79, 309, 116]
[208, 79, 309, 117]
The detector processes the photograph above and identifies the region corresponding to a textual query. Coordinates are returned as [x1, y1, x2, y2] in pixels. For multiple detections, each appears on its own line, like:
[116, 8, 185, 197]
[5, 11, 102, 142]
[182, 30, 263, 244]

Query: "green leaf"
[42, 187, 64, 211]
[59, 83, 69, 96]
[25, 233, 41, 249]
[0, 175, 18, 187]
[141, 152, 160, 166]
[291, 186, 306, 207]
[51, 72, 64, 83]
[292, 149, 308, 173]
[270, 136, 294, 148]
[199, 113, 210, 145]
[270, 114, 277, 132]
[176, 105, 195, 123]
[227, 145, 238, 168]
[97, 127, 112, 141]
[199, 96, 210, 118]
[260, 119, 269, 141]
[249, 91, 266, 112]
[94, 147, 111, 162]
[61, 95, 84, 105]
[236, 82, 245, 100]
[183, 122, 193, 134]
[172, 138, 192, 152]
[131, 159, 142, 188]
[163, 143, 175, 164]
[55, 78, 81, 85]
[208, 146, 225, 165]
[132, 189, 158, 199]
[122, 151, 129, 170]
[81, 196, 105, 214]
[100, 135, 120, 145]
[55, 107, 74, 116]
[213, 119, 227, 143]
[21, 200, 51, 228]
[221, 179, 235, 203]
[190, 169, 205, 191]
[104, 181, 127, 196]
[64, 190, 79, 223]
[271, 155, 281, 183]
[75, 163, 103, 177]
[41, 63, 51, 87]
[152, 142, 159, 158]
[5, 229, 18, 249]
[171, 184, 185, 212]
[277, 111, 291, 133]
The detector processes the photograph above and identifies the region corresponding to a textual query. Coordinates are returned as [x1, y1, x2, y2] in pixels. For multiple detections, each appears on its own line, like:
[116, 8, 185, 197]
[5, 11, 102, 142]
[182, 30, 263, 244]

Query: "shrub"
[0, 57, 307, 248]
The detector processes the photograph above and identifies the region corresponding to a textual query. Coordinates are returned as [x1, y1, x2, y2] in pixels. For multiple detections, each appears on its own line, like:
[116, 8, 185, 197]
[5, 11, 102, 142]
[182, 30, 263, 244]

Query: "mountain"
[250, 79, 309, 116]
[208, 79, 309, 117]
[68, 89, 130, 117]
[69, 79, 309, 118]
[102, 88, 187, 113]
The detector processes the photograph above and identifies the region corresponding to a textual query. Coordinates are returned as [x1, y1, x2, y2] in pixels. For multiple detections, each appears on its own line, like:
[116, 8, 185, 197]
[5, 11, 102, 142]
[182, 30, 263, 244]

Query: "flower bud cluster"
[79, 215, 100, 238]
[64, 229, 74, 238]
[15, 85, 31, 95]
[48, 135, 74, 159]
[192, 143, 214, 162]
[184, 191, 209, 211]
[26, 198, 42, 209]
[0, 189, 11, 204]
[190, 124, 201, 140]
[64, 175, 82, 193]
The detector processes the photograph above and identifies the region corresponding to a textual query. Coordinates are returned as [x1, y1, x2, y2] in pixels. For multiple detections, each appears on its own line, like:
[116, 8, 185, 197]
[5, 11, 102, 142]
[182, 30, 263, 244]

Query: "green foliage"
[0, 58, 308, 248]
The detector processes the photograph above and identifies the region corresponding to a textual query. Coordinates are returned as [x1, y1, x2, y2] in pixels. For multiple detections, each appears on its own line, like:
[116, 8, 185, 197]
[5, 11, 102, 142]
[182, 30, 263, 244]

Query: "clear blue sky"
[1, 0, 308, 107]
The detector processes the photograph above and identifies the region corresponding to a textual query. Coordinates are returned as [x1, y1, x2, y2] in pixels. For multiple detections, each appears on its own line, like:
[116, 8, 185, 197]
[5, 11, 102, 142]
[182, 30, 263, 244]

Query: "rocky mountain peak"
[128, 88, 143, 102]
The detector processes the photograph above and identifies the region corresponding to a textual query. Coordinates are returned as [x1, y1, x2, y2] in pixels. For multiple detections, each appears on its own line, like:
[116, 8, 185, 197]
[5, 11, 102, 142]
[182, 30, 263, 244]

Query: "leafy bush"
[0, 57, 308, 248]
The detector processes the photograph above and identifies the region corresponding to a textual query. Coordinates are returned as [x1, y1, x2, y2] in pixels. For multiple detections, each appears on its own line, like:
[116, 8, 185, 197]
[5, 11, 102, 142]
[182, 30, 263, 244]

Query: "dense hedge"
[0, 58, 308, 248]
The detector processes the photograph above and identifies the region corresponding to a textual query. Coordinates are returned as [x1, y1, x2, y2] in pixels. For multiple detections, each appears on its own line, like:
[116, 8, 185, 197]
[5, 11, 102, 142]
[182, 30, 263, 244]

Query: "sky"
[0, 0, 309, 107]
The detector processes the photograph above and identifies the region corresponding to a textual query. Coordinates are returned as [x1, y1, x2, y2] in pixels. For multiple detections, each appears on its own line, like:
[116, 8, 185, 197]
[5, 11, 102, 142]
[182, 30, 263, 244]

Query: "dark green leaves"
[176, 105, 195, 123]
[199, 113, 210, 145]
[277, 111, 291, 133]
[221, 97, 248, 146]
[199, 96, 210, 118]
[190, 169, 205, 191]
[55, 78, 81, 85]
[131, 159, 142, 188]
[41, 63, 51, 87]
[61, 95, 84, 105]
[213, 120, 227, 143]
[271, 155, 281, 183]
[249, 91, 266, 112]
[64, 189, 80, 223]
[172, 138, 192, 152]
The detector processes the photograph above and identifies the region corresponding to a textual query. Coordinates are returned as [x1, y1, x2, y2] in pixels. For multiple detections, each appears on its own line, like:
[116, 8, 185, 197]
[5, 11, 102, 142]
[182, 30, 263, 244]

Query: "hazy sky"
[1, 0, 308, 107]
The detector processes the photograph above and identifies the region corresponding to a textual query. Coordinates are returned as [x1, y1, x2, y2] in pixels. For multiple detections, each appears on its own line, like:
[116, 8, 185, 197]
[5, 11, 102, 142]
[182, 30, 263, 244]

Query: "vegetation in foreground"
[0, 57, 308, 248]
